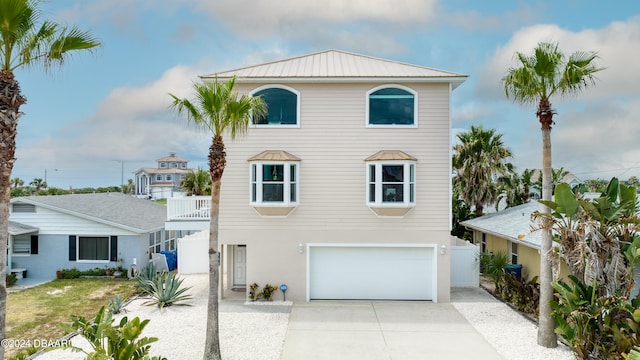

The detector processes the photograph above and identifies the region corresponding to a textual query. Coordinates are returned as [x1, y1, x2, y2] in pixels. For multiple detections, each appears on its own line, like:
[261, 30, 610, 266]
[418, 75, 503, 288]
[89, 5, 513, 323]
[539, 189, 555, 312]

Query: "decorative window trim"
[365, 152, 416, 216]
[249, 84, 301, 128]
[248, 151, 300, 217]
[155, 174, 163, 181]
[366, 84, 418, 128]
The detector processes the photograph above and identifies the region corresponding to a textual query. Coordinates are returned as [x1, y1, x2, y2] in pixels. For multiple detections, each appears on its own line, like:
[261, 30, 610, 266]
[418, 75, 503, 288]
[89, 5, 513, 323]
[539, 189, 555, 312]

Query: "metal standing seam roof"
[201, 49, 467, 88]
[460, 201, 545, 249]
[11, 193, 167, 233]
[365, 150, 417, 161]
[247, 150, 301, 162]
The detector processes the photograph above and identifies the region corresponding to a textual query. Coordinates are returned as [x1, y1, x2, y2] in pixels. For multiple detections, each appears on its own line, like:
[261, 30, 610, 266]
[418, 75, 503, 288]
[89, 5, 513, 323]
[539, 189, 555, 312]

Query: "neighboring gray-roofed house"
[8, 193, 174, 279]
[461, 201, 570, 280]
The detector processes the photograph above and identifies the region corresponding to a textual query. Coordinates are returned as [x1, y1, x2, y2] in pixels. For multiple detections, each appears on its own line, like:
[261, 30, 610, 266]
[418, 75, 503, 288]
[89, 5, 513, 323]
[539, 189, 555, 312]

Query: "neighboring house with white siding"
[166, 49, 467, 302]
[134, 152, 194, 200]
[8, 193, 177, 279]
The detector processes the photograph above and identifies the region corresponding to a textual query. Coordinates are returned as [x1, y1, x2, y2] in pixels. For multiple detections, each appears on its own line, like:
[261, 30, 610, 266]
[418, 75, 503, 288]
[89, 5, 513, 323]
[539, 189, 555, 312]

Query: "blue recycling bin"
[505, 264, 522, 280]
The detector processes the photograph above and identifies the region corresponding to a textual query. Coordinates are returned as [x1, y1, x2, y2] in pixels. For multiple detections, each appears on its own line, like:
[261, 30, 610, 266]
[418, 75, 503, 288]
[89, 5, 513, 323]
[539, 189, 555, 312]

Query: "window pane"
[382, 165, 404, 182]
[79, 237, 109, 261]
[13, 237, 30, 254]
[410, 184, 415, 203]
[369, 184, 376, 202]
[369, 164, 375, 182]
[253, 88, 297, 125]
[382, 184, 404, 202]
[369, 88, 414, 125]
[263, 165, 284, 182]
[251, 183, 257, 202]
[290, 164, 296, 182]
[251, 164, 256, 181]
[263, 184, 284, 202]
[290, 185, 296, 202]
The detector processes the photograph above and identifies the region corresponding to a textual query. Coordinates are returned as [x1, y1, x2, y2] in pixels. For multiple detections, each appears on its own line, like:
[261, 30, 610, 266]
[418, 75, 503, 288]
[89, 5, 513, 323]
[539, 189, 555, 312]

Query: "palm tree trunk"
[0, 69, 26, 360]
[204, 135, 225, 360]
[537, 107, 558, 348]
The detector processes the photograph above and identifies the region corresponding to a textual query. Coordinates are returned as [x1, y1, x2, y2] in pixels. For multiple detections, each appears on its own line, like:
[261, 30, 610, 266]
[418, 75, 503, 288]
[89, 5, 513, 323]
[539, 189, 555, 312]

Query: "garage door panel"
[309, 246, 433, 300]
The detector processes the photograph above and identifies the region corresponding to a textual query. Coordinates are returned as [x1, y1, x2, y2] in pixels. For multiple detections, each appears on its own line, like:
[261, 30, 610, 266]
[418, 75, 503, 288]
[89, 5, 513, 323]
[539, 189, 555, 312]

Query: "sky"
[10, 0, 640, 189]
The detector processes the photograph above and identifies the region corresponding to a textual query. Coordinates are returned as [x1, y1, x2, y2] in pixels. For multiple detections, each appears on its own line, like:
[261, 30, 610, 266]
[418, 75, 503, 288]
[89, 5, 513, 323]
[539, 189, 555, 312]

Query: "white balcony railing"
[167, 196, 211, 221]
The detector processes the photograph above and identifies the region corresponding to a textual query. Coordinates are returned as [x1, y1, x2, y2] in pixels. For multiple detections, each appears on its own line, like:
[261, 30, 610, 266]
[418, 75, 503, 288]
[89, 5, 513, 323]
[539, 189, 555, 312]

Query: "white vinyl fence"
[450, 237, 480, 287]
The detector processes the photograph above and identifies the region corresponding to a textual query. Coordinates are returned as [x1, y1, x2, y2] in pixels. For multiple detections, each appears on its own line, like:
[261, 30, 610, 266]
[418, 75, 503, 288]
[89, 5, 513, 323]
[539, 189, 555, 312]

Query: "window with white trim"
[251, 86, 299, 126]
[166, 174, 173, 181]
[367, 86, 417, 126]
[251, 162, 298, 205]
[13, 236, 31, 255]
[78, 236, 110, 261]
[156, 175, 162, 181]
[367, 162, 415, 206]
[510, 241, 518, 264]
[149, 231, 162, 259]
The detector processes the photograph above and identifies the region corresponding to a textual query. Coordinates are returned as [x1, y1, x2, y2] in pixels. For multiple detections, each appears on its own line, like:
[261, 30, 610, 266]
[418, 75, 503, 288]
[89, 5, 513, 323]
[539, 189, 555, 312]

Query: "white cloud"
[13, 64, 213, 188]
[477, 16, 640, 101]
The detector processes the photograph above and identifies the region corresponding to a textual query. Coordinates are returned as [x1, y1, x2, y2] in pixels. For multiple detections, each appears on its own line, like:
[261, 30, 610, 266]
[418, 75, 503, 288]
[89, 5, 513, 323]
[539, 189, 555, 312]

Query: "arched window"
[367, 86, 417, 126]
[251, 86, 299, 126]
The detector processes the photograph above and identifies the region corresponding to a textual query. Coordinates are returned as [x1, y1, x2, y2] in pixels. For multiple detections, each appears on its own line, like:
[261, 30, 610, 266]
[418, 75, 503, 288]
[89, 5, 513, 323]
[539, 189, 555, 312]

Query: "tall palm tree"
[29, 177, 46, 193]
[0, 3, 100, 354]
[502, 41, 602, 348]
[181, 168, 211, 196]
[11, 177, 23, 189]
[452, 125, 513, 217]
[170, 77, 266, 360]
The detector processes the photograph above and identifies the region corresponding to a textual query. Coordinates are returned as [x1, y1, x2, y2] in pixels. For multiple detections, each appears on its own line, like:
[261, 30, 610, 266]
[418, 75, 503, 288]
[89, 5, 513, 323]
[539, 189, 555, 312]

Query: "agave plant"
[134, 262, 162, 294]
[108, 295, 127, 314]
[141, 272, 192, 309]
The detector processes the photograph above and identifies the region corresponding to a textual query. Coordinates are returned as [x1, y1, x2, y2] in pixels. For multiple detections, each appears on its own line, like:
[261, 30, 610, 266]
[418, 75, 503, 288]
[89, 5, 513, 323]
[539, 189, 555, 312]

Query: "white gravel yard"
[35, 276, 576, 360]
[451, 287, 574, 360]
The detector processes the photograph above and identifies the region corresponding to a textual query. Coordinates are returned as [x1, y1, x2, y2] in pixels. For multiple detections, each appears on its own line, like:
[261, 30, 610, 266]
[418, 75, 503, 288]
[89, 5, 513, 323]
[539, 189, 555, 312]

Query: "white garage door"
[309, 246, 434, 300]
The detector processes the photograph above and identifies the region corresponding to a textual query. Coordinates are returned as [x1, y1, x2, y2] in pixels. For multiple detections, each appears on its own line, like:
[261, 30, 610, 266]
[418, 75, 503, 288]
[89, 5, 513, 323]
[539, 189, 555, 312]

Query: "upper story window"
[248, 150, 301, 216]
[156, 175, 163, 181]
[251, 86, 300, 127]
[180, 163, 187, 169]
[160, 162, 167, 168]
[170, 162, 177, 168]
[166, 174, 173, 181]
[365, 150, 416, 216]
[367, 85, 417, 127]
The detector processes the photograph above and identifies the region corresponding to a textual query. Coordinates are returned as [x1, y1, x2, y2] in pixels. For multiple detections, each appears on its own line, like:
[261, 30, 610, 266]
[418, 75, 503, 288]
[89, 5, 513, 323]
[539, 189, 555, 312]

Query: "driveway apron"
[281, 300, 503, 360]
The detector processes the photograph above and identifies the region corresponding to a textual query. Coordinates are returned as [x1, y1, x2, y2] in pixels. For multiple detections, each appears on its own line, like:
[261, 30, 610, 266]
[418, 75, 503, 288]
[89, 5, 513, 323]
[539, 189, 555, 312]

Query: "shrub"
[6, 273, 17, 287]
[480, 251, 509, 293]
[249, 283, 259, 301]
[499, 273, 540, 315]
[258, 284, 279, 301]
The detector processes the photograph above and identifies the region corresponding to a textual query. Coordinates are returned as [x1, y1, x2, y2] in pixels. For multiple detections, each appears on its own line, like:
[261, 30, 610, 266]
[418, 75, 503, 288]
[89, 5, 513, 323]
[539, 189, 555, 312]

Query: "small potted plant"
[56, 269, 65, 279]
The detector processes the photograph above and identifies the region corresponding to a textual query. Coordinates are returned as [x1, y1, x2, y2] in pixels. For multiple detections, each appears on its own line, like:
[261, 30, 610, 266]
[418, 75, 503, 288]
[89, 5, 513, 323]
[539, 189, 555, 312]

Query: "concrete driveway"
[280, 300, 503, 360]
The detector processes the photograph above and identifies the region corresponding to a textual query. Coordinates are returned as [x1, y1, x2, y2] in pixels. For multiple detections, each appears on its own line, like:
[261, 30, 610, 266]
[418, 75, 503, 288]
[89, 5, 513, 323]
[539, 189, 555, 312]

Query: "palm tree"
[11, 177, 23, 189]
[181, 168, 211, 196]
[452, 125, 513, 217]
[170, 77, 266, 360]
[29, 178, 46, 193]
[0, 0, 100, 357]
[502, 41, 602, 348]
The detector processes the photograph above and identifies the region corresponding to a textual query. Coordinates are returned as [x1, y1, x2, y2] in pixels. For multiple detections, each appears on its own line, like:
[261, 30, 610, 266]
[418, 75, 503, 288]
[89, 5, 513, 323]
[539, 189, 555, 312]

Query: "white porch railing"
[167, 196, 211, 221]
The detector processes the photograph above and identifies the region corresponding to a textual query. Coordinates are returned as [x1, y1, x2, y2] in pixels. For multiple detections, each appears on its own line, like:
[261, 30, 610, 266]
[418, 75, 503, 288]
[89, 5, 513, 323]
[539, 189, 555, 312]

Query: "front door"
[233, 245, 247, 287]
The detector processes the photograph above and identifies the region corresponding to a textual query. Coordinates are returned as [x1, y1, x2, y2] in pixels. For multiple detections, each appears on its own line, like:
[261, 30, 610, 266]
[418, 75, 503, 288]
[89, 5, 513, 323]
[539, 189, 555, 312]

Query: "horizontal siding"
[219, 82, 451, 232]
[10, 207, 139, 236]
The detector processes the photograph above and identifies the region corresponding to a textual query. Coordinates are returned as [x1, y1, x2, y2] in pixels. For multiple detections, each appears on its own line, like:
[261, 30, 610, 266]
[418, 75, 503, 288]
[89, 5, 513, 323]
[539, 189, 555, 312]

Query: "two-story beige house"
[168, 50, 467, 302]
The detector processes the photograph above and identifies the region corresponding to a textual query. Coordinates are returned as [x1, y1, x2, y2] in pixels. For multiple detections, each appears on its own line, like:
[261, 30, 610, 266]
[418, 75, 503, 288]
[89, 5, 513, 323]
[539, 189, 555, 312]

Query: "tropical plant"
[140, 272, 192, 309]
[502, 41, 603, 347]
[257, 284, 279, 301]
[551, 275, 640, 359]
[480, 251, 509, 293]
[451, 187, 473, 239]
[499, 274, 540, 315]
[28, 178, 46, 193]
[10, 178, 23, 189]
[452, 125, 513, 217]
[0, 2, 100, 353]
[169, 77, 266, 360]
[180, 168, 211, 196]
[534, 179, 640, 299]
[495, 171, 527, 210]
[67, 306, 166, 360]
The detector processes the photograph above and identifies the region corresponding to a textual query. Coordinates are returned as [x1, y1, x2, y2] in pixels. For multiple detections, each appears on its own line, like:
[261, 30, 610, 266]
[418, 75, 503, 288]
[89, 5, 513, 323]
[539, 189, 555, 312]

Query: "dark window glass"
[253, 88, 297, 125]
[369, 88, 414, 125]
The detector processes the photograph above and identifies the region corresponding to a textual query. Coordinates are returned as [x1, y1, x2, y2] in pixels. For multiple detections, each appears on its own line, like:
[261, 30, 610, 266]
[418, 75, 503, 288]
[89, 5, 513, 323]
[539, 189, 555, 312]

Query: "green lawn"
[6, 278, 137, 358]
